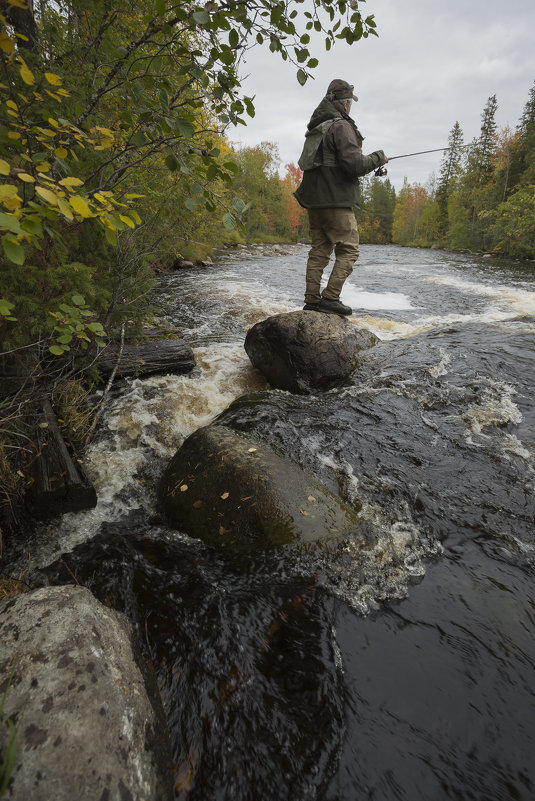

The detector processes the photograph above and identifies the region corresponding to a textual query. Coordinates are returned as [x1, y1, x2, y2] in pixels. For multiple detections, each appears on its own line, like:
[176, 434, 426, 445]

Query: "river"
[34, 243, 535, 800]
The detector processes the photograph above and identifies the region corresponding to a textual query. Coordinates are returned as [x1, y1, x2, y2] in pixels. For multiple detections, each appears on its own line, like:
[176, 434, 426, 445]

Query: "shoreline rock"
[0, 585, 173, 801]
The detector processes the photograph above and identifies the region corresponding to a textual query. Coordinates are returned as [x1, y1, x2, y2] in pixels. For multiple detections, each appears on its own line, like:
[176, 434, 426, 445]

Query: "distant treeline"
[353, 84, 535, 258]
[218, 83, 535, 261]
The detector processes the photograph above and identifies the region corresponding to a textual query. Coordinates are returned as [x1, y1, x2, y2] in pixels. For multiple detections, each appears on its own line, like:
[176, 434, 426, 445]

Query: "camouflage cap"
[326, 79, 358, 102]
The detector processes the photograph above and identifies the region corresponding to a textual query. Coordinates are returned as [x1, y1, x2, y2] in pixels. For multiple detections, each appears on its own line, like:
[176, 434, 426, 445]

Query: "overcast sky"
[232, 0, 535, 191]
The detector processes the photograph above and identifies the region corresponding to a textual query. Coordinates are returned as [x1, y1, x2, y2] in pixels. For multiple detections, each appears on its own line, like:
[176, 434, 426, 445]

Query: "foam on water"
[342, 283, 416, 311]
[423, 273, 535, 316]
[33, 343, 268, 566]
[461, 379, 523, 435]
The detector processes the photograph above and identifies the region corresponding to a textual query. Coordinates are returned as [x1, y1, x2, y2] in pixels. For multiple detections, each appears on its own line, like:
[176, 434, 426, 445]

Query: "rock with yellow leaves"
[159, 424, 362, 552]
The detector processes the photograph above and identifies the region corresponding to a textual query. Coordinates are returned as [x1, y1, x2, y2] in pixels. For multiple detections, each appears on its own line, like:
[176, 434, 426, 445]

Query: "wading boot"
[303, 302, 321, 311]
[318, 297, 353, 316]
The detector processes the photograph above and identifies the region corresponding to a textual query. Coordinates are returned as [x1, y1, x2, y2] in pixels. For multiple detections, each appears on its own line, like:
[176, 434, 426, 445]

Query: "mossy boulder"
[244, 310, 378, 394]
[159, 425, 362, 552]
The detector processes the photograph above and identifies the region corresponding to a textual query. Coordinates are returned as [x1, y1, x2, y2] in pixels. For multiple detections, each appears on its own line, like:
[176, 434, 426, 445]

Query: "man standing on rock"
[294, 79, 388, 316]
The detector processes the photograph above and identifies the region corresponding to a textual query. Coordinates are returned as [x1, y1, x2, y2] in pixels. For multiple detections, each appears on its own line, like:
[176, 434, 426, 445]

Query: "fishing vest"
[297, 118, 339, 172]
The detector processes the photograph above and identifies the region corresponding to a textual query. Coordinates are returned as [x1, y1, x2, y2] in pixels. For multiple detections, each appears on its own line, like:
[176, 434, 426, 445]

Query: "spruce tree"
[436, 121, 464, 237]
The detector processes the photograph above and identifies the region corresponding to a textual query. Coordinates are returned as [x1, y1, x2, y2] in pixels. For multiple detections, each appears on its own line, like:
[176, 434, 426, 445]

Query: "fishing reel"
[374, 166, 388, 177]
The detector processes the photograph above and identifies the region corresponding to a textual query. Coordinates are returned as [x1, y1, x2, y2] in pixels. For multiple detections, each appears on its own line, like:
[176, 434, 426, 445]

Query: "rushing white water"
[36, 244, 535, 604]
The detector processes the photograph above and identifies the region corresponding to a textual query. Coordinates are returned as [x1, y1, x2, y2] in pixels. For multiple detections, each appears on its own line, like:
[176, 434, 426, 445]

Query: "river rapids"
[28, 244, 535, 800]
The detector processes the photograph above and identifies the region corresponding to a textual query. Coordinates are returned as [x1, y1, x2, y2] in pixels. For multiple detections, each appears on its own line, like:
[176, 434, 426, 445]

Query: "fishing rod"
[374, 144, 470, 177]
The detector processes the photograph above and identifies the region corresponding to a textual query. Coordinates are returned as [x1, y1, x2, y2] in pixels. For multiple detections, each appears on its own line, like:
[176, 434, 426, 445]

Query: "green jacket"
[294, 98, 385, 209]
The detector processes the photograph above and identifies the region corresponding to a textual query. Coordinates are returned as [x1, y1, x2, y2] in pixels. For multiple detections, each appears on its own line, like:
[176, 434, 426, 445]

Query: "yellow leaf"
[36, 161, 51, 172]
[18, 59, 35, 85]
[7, 132, 21, 139]
[93, 192, 108, 204]
[248, 447, 257, 453]
[35, 185, 59, 206]
[2, 195, 22, 210]
[59, 176, 84, 188]
[129, 210, 141, 225]
[220, 492, 229, 500]
[6, 100, 18, 110]
[0, 160, 10, 176]
[0, 185, 19, 199]
[55, 147, 68, 158]
[57, 197, 74, 220]
[56, 88, 70, 97]
[44, 72, 63, 86]
[180, 484, 188, 492]
[0, 33, 15, 55]
[69, 195, 92, 217]
[17, 173, 35, 182]
[193, 500, 202, 508]
[48, 118, 60, 128]
[119, 214, 135, 229]
[125, 193, 145, 199]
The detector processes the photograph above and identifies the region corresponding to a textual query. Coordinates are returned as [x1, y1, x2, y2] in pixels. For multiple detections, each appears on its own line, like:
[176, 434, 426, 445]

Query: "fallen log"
[97, 338, 195, 379]
[28, 399, 97, 518]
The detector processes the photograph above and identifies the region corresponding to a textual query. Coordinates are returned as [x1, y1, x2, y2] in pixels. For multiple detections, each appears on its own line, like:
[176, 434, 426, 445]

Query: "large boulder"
[159, 424, 362, 552]
[0, 586, 173, 801]
[244, 310, 377, 394]
[97, 338, 195, 379]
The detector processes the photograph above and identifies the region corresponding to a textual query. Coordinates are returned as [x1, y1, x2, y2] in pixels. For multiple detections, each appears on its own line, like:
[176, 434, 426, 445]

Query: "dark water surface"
[37, 245, 535, 800]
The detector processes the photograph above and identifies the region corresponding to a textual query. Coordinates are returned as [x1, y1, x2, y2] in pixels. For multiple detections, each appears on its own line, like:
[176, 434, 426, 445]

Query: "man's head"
[326, 79, 358, 114]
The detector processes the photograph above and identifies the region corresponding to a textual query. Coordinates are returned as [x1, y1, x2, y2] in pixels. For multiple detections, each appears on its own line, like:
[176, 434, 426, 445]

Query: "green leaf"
[0, 212, 21, 234]
[297, 69, 307, 86]
[105, 227, 117, 247]
[229, 29, 239, 48]
[222, 212, 236, 230]
[49, 345, 65, 355]
[165, 154, 178, 171]
[2, 237, 24, 265]
[155, 0, 166, 14]
[174, 117, 195, 138]
[71, 294, 85, 306]
[230, 197, 246, 213]
[192, 10, 210, 25]
[0, 299, 15, 317]
[223, 160, 239, 173]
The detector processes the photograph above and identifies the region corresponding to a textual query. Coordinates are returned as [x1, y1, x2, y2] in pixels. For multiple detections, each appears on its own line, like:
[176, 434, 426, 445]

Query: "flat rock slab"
[159, 424, 362, 552]
[98, 339, 195, 379]
[0, 586, 172, 801]
[244, 310, 378, 393]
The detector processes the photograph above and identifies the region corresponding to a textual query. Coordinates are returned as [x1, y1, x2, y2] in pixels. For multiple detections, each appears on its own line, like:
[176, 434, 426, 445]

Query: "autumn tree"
[281, 162, 306, 240]
[392, 179, 428, 246]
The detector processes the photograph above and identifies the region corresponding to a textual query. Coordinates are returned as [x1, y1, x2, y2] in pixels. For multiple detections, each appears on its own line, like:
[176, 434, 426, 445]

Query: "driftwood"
[28, 399, 97, 518]
[97, 338, 195, 379]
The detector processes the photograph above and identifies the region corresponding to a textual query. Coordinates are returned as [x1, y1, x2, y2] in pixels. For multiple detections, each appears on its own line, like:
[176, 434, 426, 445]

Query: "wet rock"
[0, 586, 173, 801]
[244, 310, 377, 393]
[97, 338, 195, 379]
[159, 424, 362, 551]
